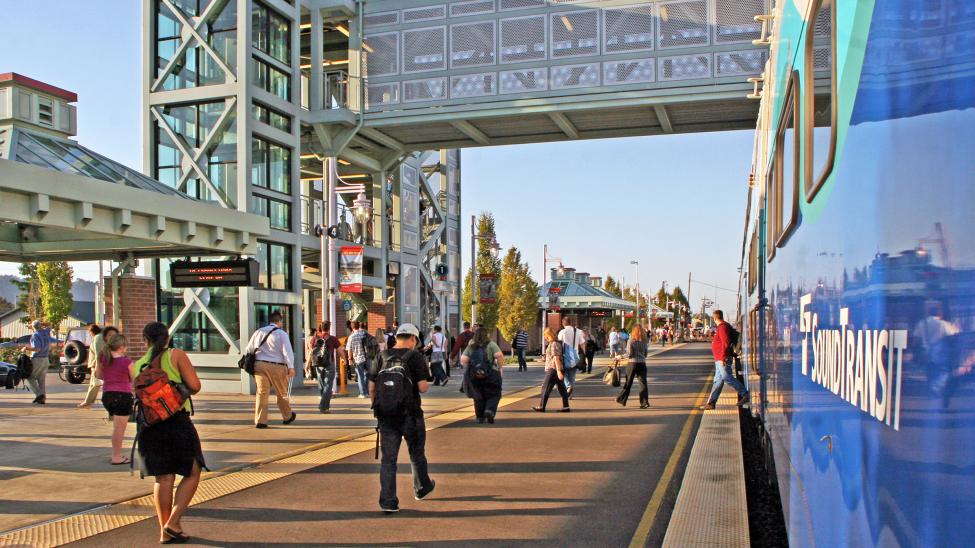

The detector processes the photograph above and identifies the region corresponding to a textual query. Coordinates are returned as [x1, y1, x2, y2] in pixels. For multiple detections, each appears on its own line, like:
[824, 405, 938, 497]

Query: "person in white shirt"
[557, 317, 586, 395]
[608, 326, 620, 359]
[243, 311, 297, 428]
[427, 325, 449, 386]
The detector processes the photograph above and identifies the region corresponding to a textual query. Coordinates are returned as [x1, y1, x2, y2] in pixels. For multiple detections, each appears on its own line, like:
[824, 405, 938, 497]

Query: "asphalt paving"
[69, 344, 713, 547]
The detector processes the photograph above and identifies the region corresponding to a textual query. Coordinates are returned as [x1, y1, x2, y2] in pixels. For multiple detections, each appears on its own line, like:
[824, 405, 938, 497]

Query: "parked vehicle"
[0, 360, 19, 389]
[59, 328, 91, 384]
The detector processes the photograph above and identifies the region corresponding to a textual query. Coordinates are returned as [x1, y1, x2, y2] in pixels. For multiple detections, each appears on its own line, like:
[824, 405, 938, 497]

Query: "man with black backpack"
[701, 309, 749, 410]
[369, 323, 435, 513]
[309, 322, 340, 414]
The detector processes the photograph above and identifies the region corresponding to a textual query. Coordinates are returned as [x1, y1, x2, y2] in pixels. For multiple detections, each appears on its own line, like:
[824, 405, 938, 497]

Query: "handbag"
[238, 327, 279, 376]
[603, 366, 621, 387]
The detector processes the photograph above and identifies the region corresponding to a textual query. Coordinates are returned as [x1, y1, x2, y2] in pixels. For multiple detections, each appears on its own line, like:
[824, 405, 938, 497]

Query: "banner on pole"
[478, 273, 497, 304]
[339, 246, 364, 293]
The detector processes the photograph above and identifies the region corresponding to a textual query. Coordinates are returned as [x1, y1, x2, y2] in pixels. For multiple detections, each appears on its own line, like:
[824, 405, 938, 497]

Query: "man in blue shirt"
[23, 320, 52, 405]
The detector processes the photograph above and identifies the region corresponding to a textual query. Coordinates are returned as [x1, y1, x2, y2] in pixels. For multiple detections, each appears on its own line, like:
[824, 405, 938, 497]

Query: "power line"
[689, 278, 737, 294]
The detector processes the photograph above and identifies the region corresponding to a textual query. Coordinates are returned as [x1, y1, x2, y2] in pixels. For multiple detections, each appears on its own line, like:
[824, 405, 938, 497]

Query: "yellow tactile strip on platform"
[0, 384, 549, 547]
[661, 389, 750, 548]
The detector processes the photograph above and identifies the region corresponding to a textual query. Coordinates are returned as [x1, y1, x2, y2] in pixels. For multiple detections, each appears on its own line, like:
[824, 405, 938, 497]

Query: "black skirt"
[137, 411, 207, 478]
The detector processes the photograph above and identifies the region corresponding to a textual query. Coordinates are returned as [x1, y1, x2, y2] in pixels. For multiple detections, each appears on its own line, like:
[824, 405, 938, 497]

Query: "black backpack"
[16, 354, 33, 380]
[468, 346, 490, 380]
[312, 337, 333, 368]
[372, 350, 417, 418]
[727, 325, 741, 355]
[364, 333, 380, 361]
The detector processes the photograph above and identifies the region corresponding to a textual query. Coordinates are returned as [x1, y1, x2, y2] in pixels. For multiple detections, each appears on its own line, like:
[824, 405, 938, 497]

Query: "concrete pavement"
[0, 363, 549, 533]
[51, 343, 714, 547]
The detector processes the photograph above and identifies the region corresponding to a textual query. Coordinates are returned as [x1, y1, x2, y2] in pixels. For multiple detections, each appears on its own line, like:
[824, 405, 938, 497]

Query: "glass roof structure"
[0, 127, 268, 262]
[5, 128, 188, 197]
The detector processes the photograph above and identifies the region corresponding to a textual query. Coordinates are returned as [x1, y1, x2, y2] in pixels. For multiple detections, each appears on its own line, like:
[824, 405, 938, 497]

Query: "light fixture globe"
[352, 192, 372, 224]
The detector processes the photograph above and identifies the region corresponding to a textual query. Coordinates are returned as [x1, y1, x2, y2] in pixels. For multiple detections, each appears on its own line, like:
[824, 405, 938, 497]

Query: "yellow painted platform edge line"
[628, 378, 711, 548]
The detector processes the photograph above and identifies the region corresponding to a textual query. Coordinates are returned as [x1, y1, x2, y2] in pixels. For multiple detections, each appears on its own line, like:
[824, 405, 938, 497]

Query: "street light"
[541, 245, 564, 349]
[352, 192, 372, 224]
[630, 260, 640, 327]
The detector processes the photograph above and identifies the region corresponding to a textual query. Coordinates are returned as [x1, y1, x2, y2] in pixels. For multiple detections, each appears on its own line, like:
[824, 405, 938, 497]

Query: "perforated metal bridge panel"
[358, 0, 771, 111]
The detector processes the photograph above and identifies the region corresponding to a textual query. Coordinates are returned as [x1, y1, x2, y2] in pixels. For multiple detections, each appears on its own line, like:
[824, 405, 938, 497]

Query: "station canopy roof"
[0, 126, 268, 262]
[539, 278, 635, 311]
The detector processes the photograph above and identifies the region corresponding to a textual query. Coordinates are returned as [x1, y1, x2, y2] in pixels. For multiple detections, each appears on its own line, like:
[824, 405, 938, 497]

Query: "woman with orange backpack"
[130, 322, 205, 544]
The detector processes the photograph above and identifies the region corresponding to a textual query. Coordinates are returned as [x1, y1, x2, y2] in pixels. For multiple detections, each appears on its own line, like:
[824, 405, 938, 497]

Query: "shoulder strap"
[257, 327, 279, 351]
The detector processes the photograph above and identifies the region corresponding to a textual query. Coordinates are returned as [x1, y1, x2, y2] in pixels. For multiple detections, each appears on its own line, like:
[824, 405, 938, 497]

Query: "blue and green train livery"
[738, 0, 975, 546]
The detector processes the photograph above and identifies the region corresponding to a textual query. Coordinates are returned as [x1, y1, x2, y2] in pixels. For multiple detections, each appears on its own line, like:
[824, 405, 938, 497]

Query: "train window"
[775, 71, 801, 247]
[748, 228, 758, 294]
[805, 0, 837, 201]
[765, 166, 776, 262]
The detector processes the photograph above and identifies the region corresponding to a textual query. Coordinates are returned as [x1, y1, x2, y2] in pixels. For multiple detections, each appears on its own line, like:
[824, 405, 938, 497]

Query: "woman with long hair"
[131, 322, 206, 544]
[531, 327, 570, 413]
[460, 326, 505, 424]
[95, 332, 133, 464]
[617, 324, 651, 409]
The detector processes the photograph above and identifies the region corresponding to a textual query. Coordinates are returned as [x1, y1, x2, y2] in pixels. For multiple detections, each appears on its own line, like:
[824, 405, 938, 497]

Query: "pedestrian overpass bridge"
[309, 0, 794, 155]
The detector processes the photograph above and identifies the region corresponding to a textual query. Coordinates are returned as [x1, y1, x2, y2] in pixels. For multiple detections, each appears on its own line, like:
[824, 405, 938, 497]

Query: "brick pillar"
[103, 275, 157, 358]
[366, 302, 393, 334]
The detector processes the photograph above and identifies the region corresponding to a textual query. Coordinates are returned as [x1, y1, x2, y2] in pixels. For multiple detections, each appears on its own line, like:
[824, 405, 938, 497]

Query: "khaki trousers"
[254, 361, 293, 425]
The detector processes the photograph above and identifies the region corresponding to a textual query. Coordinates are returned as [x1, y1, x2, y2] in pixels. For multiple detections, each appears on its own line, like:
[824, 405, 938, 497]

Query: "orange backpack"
[133, 352, 190, 428]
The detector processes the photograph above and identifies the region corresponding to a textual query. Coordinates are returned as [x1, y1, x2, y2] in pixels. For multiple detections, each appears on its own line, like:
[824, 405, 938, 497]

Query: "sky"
[0, 1, 750, 312]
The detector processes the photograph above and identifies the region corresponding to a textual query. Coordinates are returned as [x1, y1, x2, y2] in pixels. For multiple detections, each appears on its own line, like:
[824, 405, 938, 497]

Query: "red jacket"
[712, 322, 734, 361]
[451, 329, 474, 359]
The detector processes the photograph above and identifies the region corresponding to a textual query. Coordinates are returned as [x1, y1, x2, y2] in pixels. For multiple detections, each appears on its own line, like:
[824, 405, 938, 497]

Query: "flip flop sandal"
[111, 457, 131, 466]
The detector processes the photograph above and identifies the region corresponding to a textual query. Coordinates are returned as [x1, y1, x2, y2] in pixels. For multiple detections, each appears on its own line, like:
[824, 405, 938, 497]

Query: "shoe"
[381, 505, 400, 514]
[320, 408, 330, 414]
[475, 417, 485, 424]
[256, 423, 268, 429]
[415, 479, 436, 500]
[701, 403, 716, 411]
[559, 407, 571, 413]
[485, 411, 495, 424]
[357, 394, 367, 399]
[531, 406, 545, 413]
[163, 528, 190, 543]
[283, 412, 297, 425]
[32, 395, 46, 405]
[640, 402, 651, 409]
[737, 393, 750, 406]
[441, 379, 449, 387]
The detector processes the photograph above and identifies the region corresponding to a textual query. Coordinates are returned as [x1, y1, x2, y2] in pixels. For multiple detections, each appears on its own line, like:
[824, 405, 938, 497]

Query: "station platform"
[0, 343, 749, 547]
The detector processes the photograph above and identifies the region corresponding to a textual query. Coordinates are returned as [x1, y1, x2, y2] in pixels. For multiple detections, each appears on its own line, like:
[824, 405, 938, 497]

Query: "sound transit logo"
[799, 294, 908, 431]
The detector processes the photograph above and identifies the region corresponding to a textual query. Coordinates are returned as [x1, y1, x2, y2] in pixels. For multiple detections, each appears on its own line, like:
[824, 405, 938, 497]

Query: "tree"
[497, 246, 539, 344]
[37, 261, 74, 336]
[13, 263, 42, 325]
[0, 296, 12, 315]
[461, 212, 502, 330]
[603, 275, 622, 297]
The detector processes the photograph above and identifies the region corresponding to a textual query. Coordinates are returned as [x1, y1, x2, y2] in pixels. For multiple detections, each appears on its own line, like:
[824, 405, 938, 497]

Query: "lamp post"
[630, 260, 640, 328]
[316, 159, 371, 394]
[542, 245, 564, 350]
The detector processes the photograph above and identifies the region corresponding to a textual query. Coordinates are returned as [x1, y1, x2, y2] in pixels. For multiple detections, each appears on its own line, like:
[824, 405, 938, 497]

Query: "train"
[737, 0, 975, 546]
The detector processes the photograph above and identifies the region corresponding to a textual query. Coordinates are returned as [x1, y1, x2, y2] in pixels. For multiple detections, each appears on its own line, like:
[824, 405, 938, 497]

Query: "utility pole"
[470, 214, 477, 325]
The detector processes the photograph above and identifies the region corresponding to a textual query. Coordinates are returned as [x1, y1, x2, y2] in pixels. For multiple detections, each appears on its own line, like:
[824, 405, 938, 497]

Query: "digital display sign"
[170, 259, 259, 288]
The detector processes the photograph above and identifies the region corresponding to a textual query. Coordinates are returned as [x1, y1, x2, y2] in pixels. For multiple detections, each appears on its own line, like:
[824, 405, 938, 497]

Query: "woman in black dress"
[617, 325, 651, 409]
[131, 322, 206, 544]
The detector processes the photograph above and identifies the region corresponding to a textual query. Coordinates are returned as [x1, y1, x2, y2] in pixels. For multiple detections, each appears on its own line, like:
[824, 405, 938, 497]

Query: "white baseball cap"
[396, 323, 420, 337]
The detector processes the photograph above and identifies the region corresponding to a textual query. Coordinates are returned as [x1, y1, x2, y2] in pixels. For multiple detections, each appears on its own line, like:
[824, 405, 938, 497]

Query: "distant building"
[0, 301, 95, 339]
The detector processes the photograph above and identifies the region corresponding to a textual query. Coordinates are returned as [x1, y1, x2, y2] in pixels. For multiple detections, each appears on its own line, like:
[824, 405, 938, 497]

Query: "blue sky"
[0, 1, 750, 311]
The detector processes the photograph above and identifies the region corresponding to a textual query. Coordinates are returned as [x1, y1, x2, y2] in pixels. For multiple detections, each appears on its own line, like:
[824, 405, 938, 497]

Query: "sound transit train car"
[737, 0, 975, 545]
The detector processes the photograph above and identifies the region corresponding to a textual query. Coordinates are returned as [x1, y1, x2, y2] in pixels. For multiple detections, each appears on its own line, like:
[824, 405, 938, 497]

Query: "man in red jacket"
[451, 322, 475, 369]
[702, 310, 749, 410]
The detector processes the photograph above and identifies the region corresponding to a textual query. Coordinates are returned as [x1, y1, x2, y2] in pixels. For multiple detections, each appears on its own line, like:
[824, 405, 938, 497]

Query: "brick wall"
[103, 275, 157, 358]
[366, 302, 393, 334]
